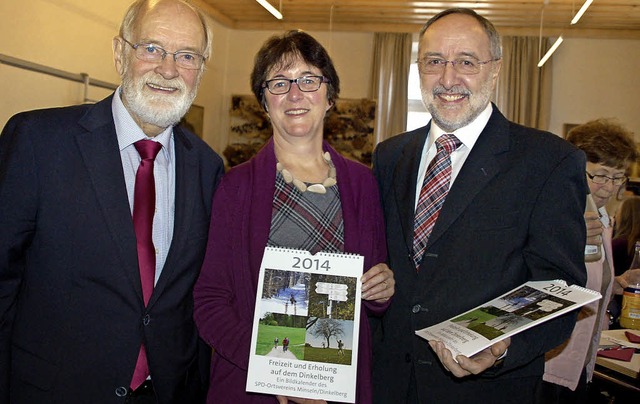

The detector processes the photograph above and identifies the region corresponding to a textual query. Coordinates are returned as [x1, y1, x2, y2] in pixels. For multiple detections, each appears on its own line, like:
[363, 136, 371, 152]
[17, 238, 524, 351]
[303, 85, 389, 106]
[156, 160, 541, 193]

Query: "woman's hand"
[585, 211, 603, 246]
[361, 263, 395, 303]
[613, 268, 640, 294]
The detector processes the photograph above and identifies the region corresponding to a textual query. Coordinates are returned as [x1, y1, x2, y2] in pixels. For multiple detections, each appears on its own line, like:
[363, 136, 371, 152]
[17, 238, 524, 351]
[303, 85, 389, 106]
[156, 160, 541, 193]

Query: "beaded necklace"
[276, 152, 337, 194]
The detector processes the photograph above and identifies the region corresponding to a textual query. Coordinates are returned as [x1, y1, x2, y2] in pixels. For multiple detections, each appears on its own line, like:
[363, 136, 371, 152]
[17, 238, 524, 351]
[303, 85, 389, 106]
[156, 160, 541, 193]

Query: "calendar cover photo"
[246, 247, 364, 403]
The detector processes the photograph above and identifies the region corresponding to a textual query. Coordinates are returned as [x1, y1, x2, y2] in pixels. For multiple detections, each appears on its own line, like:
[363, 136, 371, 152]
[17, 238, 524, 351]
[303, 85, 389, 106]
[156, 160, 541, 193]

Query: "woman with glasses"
[540, 118, 637, 403]
[193, 30, 394, 403]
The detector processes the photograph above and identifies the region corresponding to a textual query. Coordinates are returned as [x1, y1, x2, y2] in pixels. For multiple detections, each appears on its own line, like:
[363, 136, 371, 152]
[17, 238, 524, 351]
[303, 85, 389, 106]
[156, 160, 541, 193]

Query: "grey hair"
[418, 8, 502, 59]
[118, 0, 213, 60]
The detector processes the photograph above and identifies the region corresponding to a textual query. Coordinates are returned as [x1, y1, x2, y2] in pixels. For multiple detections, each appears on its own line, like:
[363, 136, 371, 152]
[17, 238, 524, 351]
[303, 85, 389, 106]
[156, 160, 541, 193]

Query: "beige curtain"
[370, 33, 412, 142]
[494, 36, 553, 130]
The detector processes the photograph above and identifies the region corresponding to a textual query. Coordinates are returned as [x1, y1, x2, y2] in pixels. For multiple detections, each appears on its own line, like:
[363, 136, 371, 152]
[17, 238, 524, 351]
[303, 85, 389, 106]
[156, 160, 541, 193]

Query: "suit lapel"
[394, 125, 430, 253]
[150, 127, 196, 305]
[425, 108, 511, 247]
[75, 96, 141, 300]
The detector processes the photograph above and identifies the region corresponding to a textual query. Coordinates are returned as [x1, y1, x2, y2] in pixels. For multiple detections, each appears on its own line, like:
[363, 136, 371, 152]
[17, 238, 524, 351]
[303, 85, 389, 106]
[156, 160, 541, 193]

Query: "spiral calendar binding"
[550, 279, 601, 297]
[264, 245, 362, 259]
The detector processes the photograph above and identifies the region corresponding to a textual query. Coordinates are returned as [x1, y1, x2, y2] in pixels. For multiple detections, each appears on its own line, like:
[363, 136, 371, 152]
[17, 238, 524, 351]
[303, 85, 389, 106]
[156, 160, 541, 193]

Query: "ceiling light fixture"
[538, 36, 564, 67]
[256, 0, 282, 20]
[571, 0, 593, 25]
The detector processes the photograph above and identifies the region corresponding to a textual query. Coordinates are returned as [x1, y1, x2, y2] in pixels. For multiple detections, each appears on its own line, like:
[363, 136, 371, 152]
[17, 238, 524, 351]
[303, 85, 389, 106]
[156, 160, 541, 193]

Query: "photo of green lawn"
[255, 324, 306, 359]
[303, 346, 352, 365]
[452, 306, 531, 340]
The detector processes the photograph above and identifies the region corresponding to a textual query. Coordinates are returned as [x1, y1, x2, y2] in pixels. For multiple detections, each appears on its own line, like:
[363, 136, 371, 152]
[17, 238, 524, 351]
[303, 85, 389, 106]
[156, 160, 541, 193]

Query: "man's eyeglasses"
[416, 57, 500, 75]
[121, 38, 205, 70]
[262, 75, 330, 95]
[586, 172, 628, 186]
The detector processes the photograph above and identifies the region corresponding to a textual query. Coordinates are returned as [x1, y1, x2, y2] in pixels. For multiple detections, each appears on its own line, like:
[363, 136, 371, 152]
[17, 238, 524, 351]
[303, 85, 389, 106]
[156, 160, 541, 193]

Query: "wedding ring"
[383, 280, 388, 289]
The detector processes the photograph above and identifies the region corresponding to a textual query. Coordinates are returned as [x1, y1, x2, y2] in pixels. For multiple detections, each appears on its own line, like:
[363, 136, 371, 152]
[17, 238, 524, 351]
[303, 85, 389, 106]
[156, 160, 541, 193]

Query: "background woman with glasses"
[193, 30, 395, 403]
[541, 118, 638, 402]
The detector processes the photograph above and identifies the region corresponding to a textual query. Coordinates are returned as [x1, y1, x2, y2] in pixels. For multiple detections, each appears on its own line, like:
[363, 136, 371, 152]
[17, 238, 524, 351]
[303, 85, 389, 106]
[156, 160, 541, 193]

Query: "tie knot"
[134, 140, 162, 161]
[435, 134, 462, 155]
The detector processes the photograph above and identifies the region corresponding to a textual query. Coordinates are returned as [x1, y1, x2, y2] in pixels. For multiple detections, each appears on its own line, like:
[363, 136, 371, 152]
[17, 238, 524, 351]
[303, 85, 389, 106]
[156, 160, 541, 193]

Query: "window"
[406, 40, 431, 131]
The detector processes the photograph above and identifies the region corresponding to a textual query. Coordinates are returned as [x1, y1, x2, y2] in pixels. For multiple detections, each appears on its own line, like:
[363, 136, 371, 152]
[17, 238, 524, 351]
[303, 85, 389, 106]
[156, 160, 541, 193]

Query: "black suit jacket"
[0, 95, 224, 403]
[371, 107, 588, 403]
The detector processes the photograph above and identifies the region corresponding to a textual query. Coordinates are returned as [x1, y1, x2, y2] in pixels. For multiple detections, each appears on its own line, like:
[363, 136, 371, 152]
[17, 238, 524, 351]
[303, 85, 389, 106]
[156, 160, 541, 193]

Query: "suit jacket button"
[115, 386, 128, 397]
[143, 314, 151, 326]
[405, 353, 412, 363]
[412, 304, 421, 313]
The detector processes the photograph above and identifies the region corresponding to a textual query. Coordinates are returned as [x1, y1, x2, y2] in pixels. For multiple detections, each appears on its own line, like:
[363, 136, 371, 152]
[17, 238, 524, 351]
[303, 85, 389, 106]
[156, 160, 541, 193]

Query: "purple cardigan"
[194, 139, 389, 403]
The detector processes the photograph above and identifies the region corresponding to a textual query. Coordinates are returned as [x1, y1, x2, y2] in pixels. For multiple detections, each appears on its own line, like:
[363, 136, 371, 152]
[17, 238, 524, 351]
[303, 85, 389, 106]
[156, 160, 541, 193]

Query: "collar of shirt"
[112, 87, 176, 283]
[112, 86, 173, 155]
[427, 103, 493, 153]
[415, 104, 493, 208]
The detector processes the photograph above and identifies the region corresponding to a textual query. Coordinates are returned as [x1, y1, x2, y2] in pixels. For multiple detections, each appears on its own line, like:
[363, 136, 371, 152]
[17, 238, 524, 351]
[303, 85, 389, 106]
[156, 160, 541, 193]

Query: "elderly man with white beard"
[0, 1, 223, 403]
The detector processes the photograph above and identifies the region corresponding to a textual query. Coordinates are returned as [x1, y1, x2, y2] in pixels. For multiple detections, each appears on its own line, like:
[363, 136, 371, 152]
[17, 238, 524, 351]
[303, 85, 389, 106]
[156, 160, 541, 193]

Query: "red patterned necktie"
[413, 134, 462, 270]
[131, 139, 162, 390]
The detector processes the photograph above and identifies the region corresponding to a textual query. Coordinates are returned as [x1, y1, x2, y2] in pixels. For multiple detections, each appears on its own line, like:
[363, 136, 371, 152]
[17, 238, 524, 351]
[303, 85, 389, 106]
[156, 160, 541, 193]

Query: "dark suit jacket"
[371, 107, 588, 403]
[0, 95, 224, 404]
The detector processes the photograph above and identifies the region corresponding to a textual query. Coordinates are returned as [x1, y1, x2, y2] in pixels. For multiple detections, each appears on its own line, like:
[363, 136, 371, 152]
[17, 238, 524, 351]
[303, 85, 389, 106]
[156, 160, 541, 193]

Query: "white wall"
[0, 0, 124, 117]
[0, 0, 234, 154]
[0, 0, 374, 156]
[1, 1, 638, 154]
[549, 38, 640, 141]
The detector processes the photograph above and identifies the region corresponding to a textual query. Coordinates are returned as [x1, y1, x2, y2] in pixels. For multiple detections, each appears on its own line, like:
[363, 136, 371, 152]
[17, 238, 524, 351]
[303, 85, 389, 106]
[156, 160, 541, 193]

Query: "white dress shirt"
[414, 104, 494, 209]
[112, 87, 176, 285]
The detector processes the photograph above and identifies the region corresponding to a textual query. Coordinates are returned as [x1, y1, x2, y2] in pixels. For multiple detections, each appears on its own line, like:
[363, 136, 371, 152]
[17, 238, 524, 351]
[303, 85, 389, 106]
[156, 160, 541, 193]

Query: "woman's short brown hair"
[250, 30, 340, 110]
[566, 118, 637, 170]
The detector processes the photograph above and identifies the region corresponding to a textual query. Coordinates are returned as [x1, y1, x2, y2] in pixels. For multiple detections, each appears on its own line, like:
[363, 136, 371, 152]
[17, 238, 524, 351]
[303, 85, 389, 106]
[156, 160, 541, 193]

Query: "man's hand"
[428, 338, 511, 377]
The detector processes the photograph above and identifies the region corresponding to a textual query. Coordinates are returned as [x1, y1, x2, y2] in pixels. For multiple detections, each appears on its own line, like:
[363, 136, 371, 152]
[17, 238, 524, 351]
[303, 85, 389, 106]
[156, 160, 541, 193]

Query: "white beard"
[121, 63, 200, 128]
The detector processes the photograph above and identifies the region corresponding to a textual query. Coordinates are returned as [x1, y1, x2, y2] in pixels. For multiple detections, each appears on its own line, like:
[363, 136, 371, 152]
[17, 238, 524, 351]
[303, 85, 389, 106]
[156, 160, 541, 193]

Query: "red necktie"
[413, 134, 461, 269]
[130, 139, 162, 390]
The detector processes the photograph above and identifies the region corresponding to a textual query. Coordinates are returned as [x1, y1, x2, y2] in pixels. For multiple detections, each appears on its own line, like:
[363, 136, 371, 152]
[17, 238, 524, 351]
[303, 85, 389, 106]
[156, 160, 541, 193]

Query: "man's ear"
[113, 37, 125, 77]
[491, 59, 502, 86]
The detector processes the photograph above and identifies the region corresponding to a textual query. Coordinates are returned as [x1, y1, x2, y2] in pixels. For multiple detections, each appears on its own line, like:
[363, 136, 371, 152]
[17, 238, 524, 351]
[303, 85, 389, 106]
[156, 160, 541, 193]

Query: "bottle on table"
[620, 241, 640, 330]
